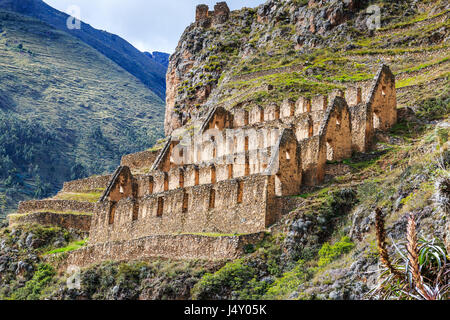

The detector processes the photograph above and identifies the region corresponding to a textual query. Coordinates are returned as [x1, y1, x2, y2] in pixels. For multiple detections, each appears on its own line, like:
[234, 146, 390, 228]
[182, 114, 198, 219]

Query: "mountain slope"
[164, 0, 449, 135]
[0, 10, 165, 217]
[0, 0, 168, 99]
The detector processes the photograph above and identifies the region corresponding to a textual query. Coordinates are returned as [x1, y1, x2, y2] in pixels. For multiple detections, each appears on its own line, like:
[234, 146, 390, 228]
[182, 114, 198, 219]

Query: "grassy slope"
[0, 0, 168, 99]
[174, 0, 448, 115]
[0, 10, 165, 217]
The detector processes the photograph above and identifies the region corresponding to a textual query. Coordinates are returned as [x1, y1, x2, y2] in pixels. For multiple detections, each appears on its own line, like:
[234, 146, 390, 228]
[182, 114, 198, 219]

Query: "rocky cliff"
[165, 0, 448, 134]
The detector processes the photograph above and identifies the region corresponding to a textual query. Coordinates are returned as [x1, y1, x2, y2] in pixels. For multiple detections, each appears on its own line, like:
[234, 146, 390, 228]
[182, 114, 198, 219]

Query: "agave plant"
[370, 209, 449, 300]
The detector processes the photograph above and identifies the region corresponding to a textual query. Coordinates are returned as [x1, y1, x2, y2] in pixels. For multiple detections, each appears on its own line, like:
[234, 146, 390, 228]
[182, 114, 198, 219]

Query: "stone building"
[11, 64, 398, 265]
[89, 64, 397, 247]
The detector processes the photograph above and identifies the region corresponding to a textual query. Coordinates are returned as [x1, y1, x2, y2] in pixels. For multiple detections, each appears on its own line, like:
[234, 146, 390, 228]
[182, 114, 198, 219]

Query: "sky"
[43, 0, 266, 54]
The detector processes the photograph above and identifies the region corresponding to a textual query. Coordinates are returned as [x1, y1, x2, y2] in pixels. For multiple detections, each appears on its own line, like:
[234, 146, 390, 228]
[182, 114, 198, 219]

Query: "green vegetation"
[264, 260, 313, 300]
[318, 237, 355, 267]
[44, 239, 88, 255]
[416, 95, 450, 120]
[9, 264, 56, 300]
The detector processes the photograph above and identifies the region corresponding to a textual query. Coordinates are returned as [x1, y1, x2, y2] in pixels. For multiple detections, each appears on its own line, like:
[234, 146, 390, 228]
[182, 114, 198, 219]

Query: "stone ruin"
[11, 64, 398, 266]
[195, 2, 230, 28]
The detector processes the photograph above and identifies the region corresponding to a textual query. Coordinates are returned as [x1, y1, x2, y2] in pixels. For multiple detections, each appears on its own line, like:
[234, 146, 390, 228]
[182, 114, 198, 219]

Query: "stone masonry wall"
[120, 150, 159, 172]
[61, 232, 266, 269]
[9, 212, 91, 232]
[62, 175, 111, 193]
[17, 200, 96, 215]
[90, 175, 271, 243]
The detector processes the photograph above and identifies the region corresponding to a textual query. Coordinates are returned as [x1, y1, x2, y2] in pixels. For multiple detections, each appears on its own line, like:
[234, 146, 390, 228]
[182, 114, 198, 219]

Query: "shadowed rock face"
[0, 0, 169, 100]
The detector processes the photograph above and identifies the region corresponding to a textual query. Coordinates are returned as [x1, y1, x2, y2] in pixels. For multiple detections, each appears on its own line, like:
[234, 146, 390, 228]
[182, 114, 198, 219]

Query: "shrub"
[318, 237, 355, 267]
[416, 96, 450, 121]
[11, 264, 56, 300]
[191, 259, 256, 300]
[264, 260, 313, 300]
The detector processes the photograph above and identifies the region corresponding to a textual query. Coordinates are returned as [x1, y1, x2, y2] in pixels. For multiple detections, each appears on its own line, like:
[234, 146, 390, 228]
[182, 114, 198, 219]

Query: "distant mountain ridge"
[145, 51, 170, 69]
[0, 0, 169, 99]
[0, 9, 165, 217]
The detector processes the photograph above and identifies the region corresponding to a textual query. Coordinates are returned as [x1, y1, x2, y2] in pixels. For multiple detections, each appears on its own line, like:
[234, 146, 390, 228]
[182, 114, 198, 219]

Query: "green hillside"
[0, 10, 165, 218]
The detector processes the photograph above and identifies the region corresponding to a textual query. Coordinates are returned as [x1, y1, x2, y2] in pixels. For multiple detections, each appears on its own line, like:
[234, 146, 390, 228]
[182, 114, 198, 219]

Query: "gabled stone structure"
[11, 65, 398, 265]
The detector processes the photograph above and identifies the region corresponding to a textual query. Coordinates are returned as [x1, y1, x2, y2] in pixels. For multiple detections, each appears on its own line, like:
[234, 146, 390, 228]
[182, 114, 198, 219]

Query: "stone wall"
[318, 96, 352, 162]
[90, 175, 272, 243]
[367, 64, 397, 131]
[62, 232, 266, 269]
[195, 2, 230, 27]
[9, 212, 91, 232]
[17, 200, 96, 215]
[62, 175, 111, 193]
[120, 150, 159, 172]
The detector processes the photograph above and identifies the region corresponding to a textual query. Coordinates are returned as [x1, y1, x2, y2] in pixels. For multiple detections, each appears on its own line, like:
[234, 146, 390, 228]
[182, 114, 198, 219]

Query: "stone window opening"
[108, 202, 117, 225]
[228, 164, 233, 179]
[237, 181, 244, 204]
[119, 184, 124, 194]
[132, 202, 139, 221]
[326, 140, 334, 161]
[309, 123, 314, 138]
[179, 170, 185, 188]
[179, 148, 184, 160]
[149, 177, 154, 195]
[194, 168, 200, 186]
[245, 156, 250, 176]
[157, 198, 164, 217]
[209, 189, 216, 209]
[182, 193, 189, 213]
[211, 166, 217, 184]
[382, 86, 387, 96]
[285, 150, 291, 160]
[245, 136, 249, 152]
[164, 173, 169, 191]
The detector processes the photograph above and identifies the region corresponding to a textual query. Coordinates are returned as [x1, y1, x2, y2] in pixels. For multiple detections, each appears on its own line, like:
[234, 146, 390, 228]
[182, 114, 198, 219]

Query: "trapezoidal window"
[237, 181, 244, 204]
[108, 202, 117, 225]
[285, 150, 291, 160]
[179, 170, 185, 188]
[132, 202, 139, 221]
[209, 189, 216, 209]
[245, 156, 250, 176]
[164, 173, 169, 191]
[194, 168, 200, 186]
[211, 166, 217, 184]
[157, 197, 164, 217]
[228, 164, 233, 179]
[182, 193, 189, 213]
[149, 177, 154, 194]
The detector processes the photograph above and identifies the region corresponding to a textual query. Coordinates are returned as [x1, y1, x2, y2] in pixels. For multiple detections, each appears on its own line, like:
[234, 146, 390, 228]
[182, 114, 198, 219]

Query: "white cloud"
[43, 0, 266, 53]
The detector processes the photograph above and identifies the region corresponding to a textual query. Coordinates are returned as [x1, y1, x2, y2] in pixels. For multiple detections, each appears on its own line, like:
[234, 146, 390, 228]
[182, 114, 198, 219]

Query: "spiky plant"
[370, 209, 449, 300]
